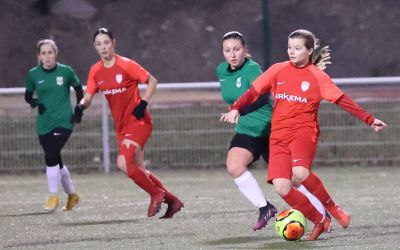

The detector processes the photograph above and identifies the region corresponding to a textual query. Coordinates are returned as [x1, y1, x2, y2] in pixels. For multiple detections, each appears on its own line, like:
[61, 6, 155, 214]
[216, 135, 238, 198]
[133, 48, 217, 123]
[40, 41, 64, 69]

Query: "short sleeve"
[67, 66, 80, 87]
[25, 71, 35, 92]
[86, 66, 99, 94]
[247, 64, 263, 85]
[315, 70, 343, 103]
[126, 60, 149, 84]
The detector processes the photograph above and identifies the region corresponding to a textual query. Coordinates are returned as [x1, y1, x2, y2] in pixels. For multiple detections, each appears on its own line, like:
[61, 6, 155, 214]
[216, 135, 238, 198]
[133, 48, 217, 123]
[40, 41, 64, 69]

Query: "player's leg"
[269, 140, 326, 240]
[290, 129, 350, 229]
[136, 150, 183, 219]
[295, 184, 332, 232]
[50, 128, 80, 211]
[273, 177, 325, 241]
[228, 134, 276, 231]
[301, 171, 350, 228]
[39, 132, 60, 211]
[117, 138, 165, 217]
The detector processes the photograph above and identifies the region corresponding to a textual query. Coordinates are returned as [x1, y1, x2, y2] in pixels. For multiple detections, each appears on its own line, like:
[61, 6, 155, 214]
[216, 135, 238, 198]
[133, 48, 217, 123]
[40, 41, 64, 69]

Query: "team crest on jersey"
[115, 74, 123, 84]
[236, 77, 242, 88]
[301, 81, 310, 92]
[56, 77, 63, 86]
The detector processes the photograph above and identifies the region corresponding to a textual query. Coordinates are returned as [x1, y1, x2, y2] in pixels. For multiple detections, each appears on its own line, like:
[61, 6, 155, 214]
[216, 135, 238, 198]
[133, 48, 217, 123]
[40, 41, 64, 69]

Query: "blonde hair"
[36, 39, 58, 65]
[288, 29, 331, 70]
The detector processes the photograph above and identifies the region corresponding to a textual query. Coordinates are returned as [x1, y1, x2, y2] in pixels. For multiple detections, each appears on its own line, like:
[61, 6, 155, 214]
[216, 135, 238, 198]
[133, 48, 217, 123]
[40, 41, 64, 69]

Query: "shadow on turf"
[1, 211, 53, 217]
[61, 218, 141, 226]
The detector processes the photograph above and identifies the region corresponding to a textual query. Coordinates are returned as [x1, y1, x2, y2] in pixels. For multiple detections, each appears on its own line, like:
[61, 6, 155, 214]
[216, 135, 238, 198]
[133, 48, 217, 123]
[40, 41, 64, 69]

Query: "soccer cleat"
[160, 198, 184, 219]
[329, 205, 350, 228]
[44, 195, 59, 211]
[62, 193, 80, 211]
[305, 221, 325, 241]
[147, 191, 165, 217]
[323, 212, 333, 232]
[253, 202, 277, 231]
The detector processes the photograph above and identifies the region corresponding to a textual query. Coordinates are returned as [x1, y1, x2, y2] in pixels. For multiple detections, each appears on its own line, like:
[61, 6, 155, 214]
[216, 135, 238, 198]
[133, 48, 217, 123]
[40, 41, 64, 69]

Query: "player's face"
[37, 44, 57, 70]
[94, 34, 116, 61]
[222, 38, 247, 70]
[287, 38, 313, 67]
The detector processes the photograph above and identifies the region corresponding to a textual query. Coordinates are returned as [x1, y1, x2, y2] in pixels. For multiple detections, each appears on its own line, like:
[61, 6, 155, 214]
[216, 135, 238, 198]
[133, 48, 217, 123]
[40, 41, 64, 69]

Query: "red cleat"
[323, 212, 332, 232]
[147, 191, 165, 217]
[329, 205, 350, 228]
[160, 198, 184, 219]
[305, 221, 325, 241]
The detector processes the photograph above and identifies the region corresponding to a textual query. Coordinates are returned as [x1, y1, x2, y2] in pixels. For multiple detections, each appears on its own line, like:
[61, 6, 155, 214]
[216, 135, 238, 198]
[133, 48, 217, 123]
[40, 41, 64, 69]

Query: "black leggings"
[39, 127, 72, 168]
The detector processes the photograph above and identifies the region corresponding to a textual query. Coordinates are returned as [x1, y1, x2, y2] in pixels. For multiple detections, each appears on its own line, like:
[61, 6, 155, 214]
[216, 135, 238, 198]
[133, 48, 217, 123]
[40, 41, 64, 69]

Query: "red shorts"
[116, 122, 153, 150]
[267, 127, 318, 183]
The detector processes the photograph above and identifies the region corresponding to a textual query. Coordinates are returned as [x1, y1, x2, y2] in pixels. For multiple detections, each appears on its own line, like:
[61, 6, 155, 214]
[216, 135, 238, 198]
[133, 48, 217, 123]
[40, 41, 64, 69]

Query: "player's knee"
[226, 162, 244, 178]
[44, 153, 61, 167]
[116, 154, 127, 173]
[292, 166, 310, 183]
[273, 179, 292, 197]
[118, 142, 137, 177]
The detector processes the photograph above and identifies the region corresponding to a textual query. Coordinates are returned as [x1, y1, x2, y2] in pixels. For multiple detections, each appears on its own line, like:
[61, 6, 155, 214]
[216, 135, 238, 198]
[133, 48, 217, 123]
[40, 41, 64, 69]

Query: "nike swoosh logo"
[293, 159, 302, 163]
[277, 81, 285, 85]
[53, 133, 61, 136]
[97, 81, 105, 85]
[38, 80, 44, 84]
[219, 78, 226, 82]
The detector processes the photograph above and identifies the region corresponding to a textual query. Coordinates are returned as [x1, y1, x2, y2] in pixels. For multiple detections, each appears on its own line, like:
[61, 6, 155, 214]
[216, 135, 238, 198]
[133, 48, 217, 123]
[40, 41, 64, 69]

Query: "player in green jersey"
[217, 31, 330, 231]
[24, 39, 83, 212]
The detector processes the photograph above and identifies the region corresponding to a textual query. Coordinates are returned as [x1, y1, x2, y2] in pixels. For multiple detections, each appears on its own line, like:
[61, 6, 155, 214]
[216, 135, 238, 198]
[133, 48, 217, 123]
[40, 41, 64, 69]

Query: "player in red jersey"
[77, 28, 183, 218]
[221, 29, 387, 240]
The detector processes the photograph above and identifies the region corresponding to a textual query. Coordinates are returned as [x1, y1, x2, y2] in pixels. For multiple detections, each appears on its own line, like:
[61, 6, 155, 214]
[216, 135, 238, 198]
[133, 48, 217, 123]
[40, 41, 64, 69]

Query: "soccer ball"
[275, 208, 307, 241]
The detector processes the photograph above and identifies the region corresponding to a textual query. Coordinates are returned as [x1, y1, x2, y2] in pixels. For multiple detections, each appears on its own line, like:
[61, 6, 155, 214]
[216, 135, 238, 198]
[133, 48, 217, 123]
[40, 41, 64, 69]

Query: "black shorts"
[38, 127, 72, 154]
[229, 133, 269, 163]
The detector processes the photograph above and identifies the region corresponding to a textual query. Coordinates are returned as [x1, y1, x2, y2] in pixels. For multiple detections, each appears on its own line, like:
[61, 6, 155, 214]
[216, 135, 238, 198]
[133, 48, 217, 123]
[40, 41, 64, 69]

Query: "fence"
[0, 77, 399, 173]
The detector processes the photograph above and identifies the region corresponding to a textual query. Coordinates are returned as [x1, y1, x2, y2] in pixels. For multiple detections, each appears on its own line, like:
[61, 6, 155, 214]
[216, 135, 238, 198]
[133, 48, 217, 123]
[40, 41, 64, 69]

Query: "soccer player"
[24, 39, 82, 211]
[217, 31, 331, 231]
[77, 28, 183, 218]
[220, 29, 387, 240]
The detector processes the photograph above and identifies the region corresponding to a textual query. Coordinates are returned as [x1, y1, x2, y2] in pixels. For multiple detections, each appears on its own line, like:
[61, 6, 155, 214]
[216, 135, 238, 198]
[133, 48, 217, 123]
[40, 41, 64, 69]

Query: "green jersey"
[25, 63, 80, 135]
[216, 59, 272, 137]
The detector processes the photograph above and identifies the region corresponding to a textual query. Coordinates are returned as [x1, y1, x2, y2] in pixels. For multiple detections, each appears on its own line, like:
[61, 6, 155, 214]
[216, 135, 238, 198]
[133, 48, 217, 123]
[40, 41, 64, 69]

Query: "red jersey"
[252, 61, 343, 139]
[86, 55, 151, 133]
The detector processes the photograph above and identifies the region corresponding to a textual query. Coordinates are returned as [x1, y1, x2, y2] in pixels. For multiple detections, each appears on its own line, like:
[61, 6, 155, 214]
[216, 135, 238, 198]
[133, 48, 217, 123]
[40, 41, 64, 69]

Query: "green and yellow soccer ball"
[275, 208, 307, 241]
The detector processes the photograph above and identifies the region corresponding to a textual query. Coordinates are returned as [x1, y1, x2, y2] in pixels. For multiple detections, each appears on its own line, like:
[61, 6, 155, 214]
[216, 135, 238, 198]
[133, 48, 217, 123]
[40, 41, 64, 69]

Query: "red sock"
[120, 144, 161, 196]
[148, 172, 177, 202]
[282, 188, 323, 225]
[301, 172, 336, 212]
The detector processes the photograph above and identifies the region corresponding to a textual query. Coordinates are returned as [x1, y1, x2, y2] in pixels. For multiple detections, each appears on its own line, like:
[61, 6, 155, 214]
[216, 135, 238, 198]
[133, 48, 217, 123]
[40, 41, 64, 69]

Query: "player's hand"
[71, 104, 84, 123]
[220, 110, 239, 124]
[132, 100, 148, 119]
[29, 98, 39, 108]
[370, 118, 387, 132]
[38, 103, 46, 115]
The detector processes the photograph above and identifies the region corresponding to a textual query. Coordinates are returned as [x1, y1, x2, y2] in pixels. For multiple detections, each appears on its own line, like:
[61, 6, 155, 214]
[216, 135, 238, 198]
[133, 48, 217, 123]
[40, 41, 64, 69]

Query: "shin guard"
[282, 188, 323, 225]
[119, 143, 160, 196]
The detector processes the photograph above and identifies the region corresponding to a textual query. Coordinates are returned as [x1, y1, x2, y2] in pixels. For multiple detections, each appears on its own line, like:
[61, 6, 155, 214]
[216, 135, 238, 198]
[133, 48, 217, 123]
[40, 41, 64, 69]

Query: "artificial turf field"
[1, 166, 399, 249]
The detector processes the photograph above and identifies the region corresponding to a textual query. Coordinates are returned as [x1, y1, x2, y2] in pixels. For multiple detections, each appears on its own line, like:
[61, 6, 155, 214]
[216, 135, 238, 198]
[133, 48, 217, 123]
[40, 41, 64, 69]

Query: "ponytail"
[312, 46, 332, 70]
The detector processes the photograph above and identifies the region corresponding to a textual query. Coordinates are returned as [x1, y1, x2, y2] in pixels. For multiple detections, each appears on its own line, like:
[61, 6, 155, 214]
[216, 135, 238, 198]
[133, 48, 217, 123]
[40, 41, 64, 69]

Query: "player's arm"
[335, 94, 387, 132]
[239, 65, 271, 116]
[71, 92, 94, 123]
[24, 90, 46, 115]
[142, 74, 157, 102]
[132, 74, 157, 119]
